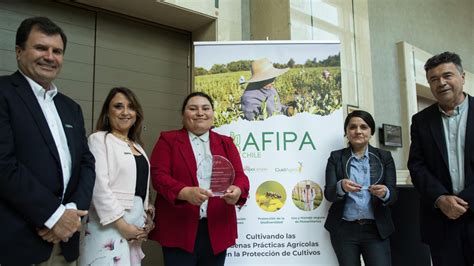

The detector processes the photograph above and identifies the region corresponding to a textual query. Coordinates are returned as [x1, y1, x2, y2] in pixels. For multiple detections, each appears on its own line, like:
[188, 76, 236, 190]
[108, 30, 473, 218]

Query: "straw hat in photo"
[247, 58, 289, 83]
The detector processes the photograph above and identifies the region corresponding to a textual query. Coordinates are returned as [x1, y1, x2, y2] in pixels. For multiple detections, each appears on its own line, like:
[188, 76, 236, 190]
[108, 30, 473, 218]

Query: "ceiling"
[59, 0, 216, 33]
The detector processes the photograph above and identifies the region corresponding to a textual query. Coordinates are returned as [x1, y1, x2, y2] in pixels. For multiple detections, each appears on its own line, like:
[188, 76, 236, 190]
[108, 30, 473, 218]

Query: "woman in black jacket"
[324, 110, 397, 266]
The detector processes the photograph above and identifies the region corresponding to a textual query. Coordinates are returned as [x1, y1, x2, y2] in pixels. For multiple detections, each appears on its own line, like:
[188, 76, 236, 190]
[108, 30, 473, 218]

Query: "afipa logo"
[230, 131, 316, 152]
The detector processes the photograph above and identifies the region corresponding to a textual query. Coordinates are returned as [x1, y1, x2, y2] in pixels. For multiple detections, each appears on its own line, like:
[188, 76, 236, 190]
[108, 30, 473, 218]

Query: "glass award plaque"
[198, 155, 235, 196]
[210, 155, 235, 196]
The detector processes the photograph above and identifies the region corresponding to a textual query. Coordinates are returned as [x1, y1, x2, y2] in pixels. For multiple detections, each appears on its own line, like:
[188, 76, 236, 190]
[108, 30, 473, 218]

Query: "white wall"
[368, 0, 474, 169]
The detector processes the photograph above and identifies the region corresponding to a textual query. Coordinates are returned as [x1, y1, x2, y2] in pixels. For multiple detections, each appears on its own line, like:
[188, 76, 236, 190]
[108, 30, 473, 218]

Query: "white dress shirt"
[188, 131, 211, 219]
[440, 96, 468, 195]
[21, 71, 76, 229]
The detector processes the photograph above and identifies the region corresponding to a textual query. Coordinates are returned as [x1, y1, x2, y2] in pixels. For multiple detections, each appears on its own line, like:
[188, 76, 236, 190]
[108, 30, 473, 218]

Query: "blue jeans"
[330, 220, 391, 266]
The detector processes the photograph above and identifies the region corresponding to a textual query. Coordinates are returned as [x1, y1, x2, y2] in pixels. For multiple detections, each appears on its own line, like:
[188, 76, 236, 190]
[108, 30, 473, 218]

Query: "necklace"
[111, 132, 130, 144]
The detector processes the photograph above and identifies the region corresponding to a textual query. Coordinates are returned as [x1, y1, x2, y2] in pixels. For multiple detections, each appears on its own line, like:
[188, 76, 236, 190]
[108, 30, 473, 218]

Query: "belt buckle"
[356, 219, 368, 225]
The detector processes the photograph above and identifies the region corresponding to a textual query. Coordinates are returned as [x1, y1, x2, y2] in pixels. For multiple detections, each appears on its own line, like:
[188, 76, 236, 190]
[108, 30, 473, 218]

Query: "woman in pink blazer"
[149, 92, 250, 266]
[79, 87, 154, 265]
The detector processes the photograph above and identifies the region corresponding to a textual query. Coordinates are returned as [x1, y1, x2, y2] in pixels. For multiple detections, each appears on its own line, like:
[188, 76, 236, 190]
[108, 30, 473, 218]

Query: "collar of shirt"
[438, 93, 468, 117]
[19, 70, 58, 101]
[350, 146, 369, 160]
[188, 130, 210, 143]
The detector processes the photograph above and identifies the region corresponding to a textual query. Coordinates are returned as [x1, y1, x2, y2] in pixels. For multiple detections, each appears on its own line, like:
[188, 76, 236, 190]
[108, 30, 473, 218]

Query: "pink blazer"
[88, 131, 150, 225]
[149, 128, 249, 254]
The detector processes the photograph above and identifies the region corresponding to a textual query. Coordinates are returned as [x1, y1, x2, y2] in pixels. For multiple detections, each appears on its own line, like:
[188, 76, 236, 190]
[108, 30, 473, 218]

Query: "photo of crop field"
[195, 56, 342, 127]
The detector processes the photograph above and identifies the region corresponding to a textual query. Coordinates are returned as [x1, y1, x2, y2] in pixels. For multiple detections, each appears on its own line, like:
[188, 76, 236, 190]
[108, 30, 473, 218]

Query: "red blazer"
[149, 128, 249, 254]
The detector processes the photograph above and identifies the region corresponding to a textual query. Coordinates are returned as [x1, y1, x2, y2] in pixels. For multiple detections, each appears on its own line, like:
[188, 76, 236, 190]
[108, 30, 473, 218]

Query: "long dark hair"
[95, 87, 144, 146]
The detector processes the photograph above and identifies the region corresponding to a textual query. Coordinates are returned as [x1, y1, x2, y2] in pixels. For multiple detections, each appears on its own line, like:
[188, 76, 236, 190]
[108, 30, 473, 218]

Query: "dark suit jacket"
[0, 71, 95, 263]
[407, 95, 474, 246]
[324, 145, 397, 239]
[149, 128, 250, 255]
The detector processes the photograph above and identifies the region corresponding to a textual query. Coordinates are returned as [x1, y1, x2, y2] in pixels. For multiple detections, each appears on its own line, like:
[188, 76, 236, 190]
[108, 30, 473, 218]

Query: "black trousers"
[429, 214, 473, 266]
[330, 220, 391, 266]
[162, 219, 227, 266]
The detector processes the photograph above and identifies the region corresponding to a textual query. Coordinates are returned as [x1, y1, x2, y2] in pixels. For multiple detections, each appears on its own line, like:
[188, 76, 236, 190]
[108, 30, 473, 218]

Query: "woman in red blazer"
[149, 92, 250, 266]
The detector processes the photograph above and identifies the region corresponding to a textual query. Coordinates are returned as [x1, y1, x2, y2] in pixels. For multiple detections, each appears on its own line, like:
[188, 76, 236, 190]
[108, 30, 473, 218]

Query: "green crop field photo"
[195, 66, 341, 127]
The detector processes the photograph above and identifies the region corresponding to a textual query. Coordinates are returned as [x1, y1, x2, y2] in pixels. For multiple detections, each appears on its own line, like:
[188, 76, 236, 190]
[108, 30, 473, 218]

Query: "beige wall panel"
[140, 111, 182, 152]
[83, 119, 93, 134]
[142, 109, 183, 127]
[0, 27, 17, 49]
[74, 99, 94, 133]
[96, 47, 188, 81]
[94, 13, 191, 153]
[94, 65, 188, 96]
[0, 1, 93, 24]
[55, 78, 94, 100]
[59, 60, 94, 84]
[95, 14, 189, 64]
[137, 89, 187, 112]
[0, 49, 16, 72]
[0, 7, 26, 30]
[63, 42, 95, 64]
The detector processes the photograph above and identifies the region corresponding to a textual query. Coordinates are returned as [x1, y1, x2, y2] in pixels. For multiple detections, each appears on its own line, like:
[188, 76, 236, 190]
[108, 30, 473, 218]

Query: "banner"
[194, 41, 342, 265]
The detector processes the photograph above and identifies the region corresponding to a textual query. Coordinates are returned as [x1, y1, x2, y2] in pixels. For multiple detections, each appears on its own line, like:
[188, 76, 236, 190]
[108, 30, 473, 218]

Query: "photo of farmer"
[194, 43, 342, 127]
[302, 183, 316, 211]
[241, 58, 293, 121]
[292, 180, 323, 211]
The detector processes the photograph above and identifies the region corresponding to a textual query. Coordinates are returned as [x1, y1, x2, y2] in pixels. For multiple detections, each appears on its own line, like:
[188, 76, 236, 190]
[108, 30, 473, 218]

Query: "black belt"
[345, 219, 375, 225]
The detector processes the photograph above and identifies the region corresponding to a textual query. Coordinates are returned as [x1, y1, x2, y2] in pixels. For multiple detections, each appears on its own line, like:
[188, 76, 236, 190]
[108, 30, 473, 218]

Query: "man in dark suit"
[408, 51, 474, 266]
[0, 17, 95, 265]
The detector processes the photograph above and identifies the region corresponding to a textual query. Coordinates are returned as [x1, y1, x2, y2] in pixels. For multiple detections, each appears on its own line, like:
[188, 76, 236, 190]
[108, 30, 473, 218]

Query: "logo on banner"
[231, 131, 316, 153]
[275, 161, 304, 174]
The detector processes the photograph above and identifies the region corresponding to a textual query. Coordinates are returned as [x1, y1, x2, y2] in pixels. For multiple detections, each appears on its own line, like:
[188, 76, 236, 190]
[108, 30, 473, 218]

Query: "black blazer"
[407, 95, 474, 246]
[0, 71, 95, 263]
[324, 145, 397, 239]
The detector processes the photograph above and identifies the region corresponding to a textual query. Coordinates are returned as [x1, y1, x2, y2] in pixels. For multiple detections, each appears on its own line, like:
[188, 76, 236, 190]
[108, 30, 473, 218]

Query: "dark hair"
[181, 91, 214, 114]
[424, 51, 463, 74]
[96, 87, 144, 146]
[344, 110, 376, 136]
[16, 17, 67, 52]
